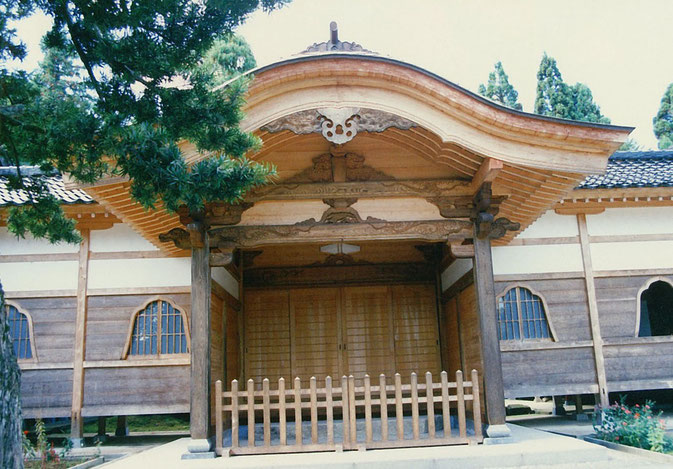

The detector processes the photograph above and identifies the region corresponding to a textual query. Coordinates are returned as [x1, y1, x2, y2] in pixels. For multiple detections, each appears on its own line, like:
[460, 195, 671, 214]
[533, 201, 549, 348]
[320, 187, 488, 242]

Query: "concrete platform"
[98, 424, 671, 468]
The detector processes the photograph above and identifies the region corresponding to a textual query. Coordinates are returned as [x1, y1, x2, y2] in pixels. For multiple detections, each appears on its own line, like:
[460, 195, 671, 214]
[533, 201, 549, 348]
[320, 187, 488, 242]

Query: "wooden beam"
[449, 242, 474, 258]
[470, 158, 503, 194]
[244, 263, 435, 288]
[210, 219, 473, 249]
[70, 229, 90, 443]
[577, 213, 610, 408]
[245, 179, 472, 201]
[189, 223, 213, 447]
[472, 227, 508, 433]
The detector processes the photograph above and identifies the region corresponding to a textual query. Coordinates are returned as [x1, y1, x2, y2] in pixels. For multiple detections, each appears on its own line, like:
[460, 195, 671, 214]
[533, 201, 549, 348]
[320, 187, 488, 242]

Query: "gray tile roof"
[578, 151, 673, 189]
[0, 167, 93, 206]
[3, 152, 673, 207]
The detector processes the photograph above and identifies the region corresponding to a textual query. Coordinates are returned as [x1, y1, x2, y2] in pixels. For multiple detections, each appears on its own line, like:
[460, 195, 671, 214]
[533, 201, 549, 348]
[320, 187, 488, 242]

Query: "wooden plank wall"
[82, 366, 190, 416]
[11, 296, 77, 363]
[21, 369, 74, 418]
[493, 279, 598, 397]
[456, 284, 483, 380]
[81, 292, 192, 417]
[595, 276, 647, 339]
[210, 289, 224, 425]
[441, 280, 485, 418]
[440, 297, 462, 377]
[85, 293, 191, 361]
[226, 299, 241, 383]
[595, 275, 673, 391]
[9, 296, 76, 418]
[495, 279, 592, 341]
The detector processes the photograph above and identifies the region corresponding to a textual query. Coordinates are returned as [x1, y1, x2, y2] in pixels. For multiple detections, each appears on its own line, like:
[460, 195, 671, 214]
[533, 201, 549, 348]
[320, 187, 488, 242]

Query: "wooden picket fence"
[215, 370, 482, 456]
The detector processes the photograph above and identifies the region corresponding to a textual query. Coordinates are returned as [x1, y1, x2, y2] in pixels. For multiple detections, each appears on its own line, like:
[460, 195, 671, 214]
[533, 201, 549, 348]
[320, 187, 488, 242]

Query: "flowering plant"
[593, 397, 671, 453]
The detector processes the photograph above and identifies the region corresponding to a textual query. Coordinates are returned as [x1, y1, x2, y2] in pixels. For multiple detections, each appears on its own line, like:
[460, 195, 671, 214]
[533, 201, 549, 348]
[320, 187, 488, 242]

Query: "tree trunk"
[0, 282, 23, 468]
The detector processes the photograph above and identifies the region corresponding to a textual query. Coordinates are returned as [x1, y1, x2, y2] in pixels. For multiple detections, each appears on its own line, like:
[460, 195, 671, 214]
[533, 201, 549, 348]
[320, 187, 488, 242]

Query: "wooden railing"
[215, 370, 482, 456]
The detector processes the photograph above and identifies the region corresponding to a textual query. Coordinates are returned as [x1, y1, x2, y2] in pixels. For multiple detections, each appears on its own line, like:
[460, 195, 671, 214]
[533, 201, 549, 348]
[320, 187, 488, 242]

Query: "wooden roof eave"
[227, 55, 632, 174]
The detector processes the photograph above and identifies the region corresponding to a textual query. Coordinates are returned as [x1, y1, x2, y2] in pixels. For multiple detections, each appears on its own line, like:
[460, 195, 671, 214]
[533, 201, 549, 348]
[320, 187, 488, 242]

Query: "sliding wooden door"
[244, 289, 291, 388]
[342, 286, 396, 384]
[290, 288, 341, 387]
[244, 284, 441, 387]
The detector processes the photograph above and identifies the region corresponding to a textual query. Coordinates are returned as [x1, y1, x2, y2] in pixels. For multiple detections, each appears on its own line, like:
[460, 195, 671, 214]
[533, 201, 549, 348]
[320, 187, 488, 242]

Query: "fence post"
[279, 377, 286, 446]
[441, 371, 450, 439]
[326, 376, 334, 445]
[310, 376, 318, 444]
[456, 370, 467, 439]
[215, 380, 223, 455]
[471, 369, 483, 438]
[380, 374, 388, 442]
[395, 373, 403, 441]
[263, 378, 270, 447]
[341, 375, 350, 448]
[426, 372, 435, 438]
[247, 379, 255, 447]
[294, 377, 302, 446]
[231, 379, 239, 449]
[348, 375, 356, 445]
[364, 375, 372, 444]
[411, 372, 419, 440]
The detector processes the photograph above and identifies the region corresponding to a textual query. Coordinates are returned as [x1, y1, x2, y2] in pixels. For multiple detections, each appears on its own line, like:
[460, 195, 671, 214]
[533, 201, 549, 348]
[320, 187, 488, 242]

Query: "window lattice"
[6, 305, 32, 359]
[129, 300, 188, 356]
[497, 287, 551, 341]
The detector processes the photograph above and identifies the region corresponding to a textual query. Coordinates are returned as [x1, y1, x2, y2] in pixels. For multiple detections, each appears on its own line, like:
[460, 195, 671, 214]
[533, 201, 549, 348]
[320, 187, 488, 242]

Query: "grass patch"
[83, 414, 189, 434]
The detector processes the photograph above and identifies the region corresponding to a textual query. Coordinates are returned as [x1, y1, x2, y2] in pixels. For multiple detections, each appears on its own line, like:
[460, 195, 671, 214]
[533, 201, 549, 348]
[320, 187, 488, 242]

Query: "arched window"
[124, 299, 189, 358]
[497, 286, 554, 341]
[638, 279, 673, 337]
[5, 303, 36, 360]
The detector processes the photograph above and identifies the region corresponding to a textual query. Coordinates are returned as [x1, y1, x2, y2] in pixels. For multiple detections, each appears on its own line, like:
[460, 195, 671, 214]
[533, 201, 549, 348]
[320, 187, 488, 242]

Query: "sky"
[12, 0, 673, 149]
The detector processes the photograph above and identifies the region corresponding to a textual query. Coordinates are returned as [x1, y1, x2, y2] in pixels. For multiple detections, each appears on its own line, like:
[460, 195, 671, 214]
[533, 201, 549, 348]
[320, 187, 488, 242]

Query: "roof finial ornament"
[299, 22, 375, 55]
[330, 21, 339, 49]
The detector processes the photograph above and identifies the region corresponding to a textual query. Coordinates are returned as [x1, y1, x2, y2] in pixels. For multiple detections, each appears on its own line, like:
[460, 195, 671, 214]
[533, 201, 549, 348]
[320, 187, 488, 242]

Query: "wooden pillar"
[97, 417, 106, 437]
[187, 222, 213, 454]
[70, 229, 90, 445]
[115, 415, 128, 437]
[472, 230, 509, 435]
[577, 214, 609, 408]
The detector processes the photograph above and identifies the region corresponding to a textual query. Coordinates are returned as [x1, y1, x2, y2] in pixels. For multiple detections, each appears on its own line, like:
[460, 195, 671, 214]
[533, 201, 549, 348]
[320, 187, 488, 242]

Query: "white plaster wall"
[87, 258, 191, 289]
[591, 240, 673, 271]
[212, 267, 239, 300]
[353, 198, 441, 221]
[0, 261, 79, 291]
[491, 244, 584, 275]
[516, 210, 579, 238]
[89, 224, 158, 252]
[239, 200, 326, 225]
[587, 207, 673, 236]
[0, 227, 79, 254]
[441, 258, 473, 291]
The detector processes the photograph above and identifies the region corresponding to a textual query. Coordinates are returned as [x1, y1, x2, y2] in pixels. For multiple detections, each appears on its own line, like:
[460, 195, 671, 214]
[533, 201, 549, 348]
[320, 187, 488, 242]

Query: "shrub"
[593, 397, 671, 453]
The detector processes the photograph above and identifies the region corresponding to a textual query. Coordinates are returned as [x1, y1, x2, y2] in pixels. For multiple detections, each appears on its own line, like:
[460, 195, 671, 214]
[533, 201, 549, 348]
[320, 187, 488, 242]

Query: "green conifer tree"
[534, 53, 609, 124]
[653, 83, 673, 149]
[478, 61, 523, 111]
[197, 34, 257, 88]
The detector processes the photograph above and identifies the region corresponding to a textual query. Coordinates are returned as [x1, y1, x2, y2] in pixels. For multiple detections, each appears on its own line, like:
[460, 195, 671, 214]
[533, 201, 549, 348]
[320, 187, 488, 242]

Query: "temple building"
[2, 24, 672, 457]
